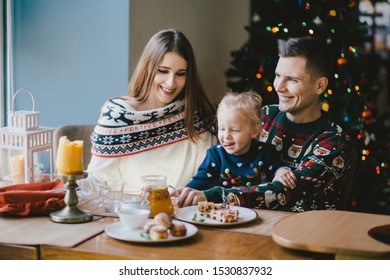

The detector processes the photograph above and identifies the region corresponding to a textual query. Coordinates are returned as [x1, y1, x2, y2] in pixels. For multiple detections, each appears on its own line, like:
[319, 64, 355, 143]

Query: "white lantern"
[0, 88, 54, 183]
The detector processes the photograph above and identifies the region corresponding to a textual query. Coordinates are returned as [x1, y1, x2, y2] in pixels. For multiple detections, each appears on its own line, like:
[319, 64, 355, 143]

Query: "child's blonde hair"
[217, 91, 263, 126]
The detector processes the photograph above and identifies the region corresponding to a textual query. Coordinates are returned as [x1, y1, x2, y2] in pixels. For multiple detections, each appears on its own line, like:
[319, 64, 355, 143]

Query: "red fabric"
[0, 181, 66, 216]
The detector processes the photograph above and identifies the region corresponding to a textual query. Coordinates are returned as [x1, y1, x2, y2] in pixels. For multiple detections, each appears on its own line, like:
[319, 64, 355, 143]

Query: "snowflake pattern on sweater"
[204, 105, 352, 212]
[91, 98, 208, 157]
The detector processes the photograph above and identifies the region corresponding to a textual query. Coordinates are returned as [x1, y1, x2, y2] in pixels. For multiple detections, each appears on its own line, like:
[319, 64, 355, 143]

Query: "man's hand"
[273, 167, 297, 189]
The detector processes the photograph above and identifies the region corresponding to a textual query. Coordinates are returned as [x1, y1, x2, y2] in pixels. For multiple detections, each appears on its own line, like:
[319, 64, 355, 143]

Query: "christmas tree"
[226, 0, 390, 214]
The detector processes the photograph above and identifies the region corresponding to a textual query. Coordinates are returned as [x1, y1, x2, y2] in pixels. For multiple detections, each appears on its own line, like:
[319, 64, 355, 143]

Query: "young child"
[185, 91, 296, 192]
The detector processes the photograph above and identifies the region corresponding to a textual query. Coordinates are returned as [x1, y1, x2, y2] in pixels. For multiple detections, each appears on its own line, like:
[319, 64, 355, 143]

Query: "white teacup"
[120, 198, 151, 211]
[120, 199, 142, 210]
[118, 208, 151, 229]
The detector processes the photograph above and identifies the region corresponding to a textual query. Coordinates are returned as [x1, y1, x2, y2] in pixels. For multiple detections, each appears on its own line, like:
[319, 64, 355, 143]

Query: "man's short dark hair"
[279, 37, 333, 79]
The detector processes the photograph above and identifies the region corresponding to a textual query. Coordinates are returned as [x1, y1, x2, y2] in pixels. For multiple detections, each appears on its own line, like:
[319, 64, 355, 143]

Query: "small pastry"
[170, 221, 187, 237]
[217, 208, 239, 223]
[197, 201, 239, 223]
[149, 225, 168, 240]
[143, 221, 155, 233]
[154, 212, 172, 228]
[198, 201, 215, 212]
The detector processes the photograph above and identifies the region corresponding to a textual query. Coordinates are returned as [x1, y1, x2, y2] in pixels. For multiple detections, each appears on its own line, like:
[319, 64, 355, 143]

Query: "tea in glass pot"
[140, 175, 176, 218]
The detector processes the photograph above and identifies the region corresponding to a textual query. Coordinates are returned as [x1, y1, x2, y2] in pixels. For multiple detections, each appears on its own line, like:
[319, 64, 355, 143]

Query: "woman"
[86, 29, 217, 193]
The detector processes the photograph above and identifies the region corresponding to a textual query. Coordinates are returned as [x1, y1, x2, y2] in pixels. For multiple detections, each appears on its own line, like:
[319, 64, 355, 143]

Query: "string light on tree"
[226, 0, 390, 214]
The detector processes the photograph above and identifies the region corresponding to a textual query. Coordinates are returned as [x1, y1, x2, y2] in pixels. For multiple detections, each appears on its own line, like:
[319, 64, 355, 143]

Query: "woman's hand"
[173, 187, 207, 208]
[273, 167, 297, 189]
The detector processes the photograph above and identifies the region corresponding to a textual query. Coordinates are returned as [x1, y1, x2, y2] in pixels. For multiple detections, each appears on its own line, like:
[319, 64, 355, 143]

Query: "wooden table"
[38, 209, 332, 260]
[40, 224, 329, 260]
[272, 210, 390, 259]
[0, 181, 326, 260]
[0, 208, 331, 260]
[0, 244, 38, 260]
[2, 191, 387, 260]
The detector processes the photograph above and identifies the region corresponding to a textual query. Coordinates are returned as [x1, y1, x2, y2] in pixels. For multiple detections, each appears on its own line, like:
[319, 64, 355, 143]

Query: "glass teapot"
[139, 175, 177, 218]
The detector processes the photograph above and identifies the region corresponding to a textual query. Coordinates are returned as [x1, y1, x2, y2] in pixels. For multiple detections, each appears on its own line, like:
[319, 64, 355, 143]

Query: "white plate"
[174, 206, 257, 226]
[105, 220, 198, 243]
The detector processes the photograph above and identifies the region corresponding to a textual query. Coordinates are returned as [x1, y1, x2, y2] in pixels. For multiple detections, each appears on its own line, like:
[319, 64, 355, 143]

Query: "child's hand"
[273, 167, 297, 189]
[174, 187, 207, 208]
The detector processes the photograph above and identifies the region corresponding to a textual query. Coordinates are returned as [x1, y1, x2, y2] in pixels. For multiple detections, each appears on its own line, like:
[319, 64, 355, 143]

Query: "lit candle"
[56, 136, 84, 175]
[10, 154, 25, 184]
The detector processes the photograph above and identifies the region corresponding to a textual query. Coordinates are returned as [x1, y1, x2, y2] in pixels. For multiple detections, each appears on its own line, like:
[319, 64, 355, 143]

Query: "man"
[176, 37, 352, 211]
